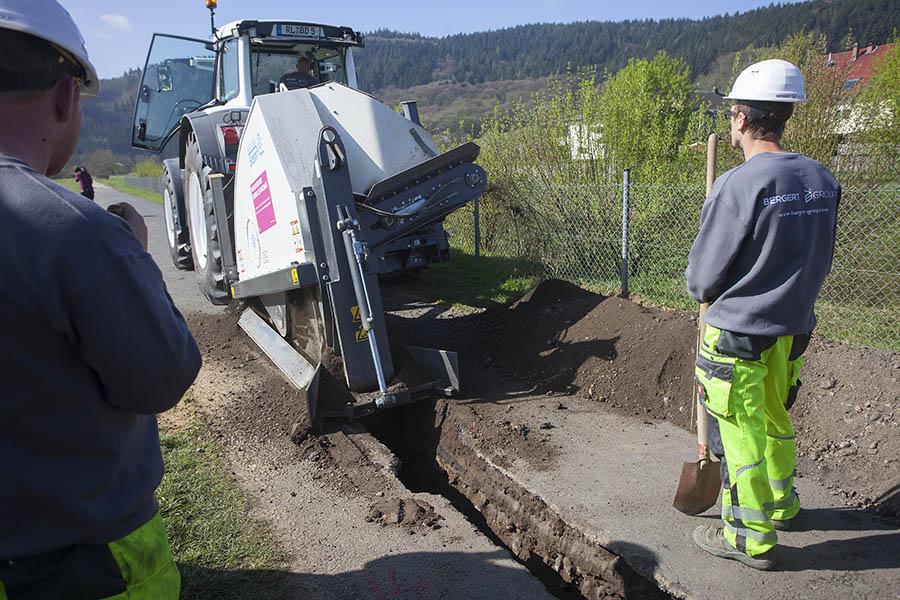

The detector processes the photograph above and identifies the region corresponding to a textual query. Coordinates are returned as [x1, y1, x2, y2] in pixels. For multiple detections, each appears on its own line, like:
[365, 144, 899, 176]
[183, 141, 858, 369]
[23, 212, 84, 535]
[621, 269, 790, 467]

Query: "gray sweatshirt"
[0, 158, 202, 559]
[685, 152, 840, 336]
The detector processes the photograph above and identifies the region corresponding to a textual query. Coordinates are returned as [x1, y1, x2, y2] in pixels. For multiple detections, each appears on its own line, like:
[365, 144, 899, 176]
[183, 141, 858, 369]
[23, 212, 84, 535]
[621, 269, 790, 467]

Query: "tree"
[755, 33, 850, 172]
[597, 52, 695, 179]
[859, 36, 900, 181]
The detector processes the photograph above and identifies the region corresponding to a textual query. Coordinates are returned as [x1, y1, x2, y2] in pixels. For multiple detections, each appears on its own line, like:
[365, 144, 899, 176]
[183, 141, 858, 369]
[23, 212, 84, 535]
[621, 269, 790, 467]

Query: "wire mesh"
[446, 180, 900, 351]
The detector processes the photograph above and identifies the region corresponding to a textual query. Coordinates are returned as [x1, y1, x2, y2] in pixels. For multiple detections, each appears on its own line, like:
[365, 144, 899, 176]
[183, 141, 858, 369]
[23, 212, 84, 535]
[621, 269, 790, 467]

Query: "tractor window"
[316, 49, 346, 84]
[218, 40, 240, 102]
[249, 44, 348, 96]
[132, 34, 215, 152]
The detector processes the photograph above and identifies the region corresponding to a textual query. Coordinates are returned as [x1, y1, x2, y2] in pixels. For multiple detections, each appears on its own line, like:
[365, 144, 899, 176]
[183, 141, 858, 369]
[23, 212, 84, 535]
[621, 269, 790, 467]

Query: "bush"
[133, 158, 164, 178]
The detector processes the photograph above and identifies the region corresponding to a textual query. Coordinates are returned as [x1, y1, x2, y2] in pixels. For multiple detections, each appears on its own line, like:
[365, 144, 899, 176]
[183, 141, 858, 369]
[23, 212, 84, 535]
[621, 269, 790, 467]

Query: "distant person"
[685, 59, 840, 570]
[0, 1, 201, 598]
[74, 164, 94, 200]
[279, 55, 317, 91]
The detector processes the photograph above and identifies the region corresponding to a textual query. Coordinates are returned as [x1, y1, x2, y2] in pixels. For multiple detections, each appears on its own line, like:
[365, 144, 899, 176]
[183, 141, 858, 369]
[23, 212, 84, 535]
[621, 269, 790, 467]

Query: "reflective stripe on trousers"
[696, 324, 802, 557]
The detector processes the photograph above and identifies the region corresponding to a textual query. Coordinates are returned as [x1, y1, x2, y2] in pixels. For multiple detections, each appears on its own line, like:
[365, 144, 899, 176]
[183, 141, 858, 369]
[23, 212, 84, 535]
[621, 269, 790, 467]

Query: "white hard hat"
[725, 59, 806, 103]
[0, 0, 99, 97]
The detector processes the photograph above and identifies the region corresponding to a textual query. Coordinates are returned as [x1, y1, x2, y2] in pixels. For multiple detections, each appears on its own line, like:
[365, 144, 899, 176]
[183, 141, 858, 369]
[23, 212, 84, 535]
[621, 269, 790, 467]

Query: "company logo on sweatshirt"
[763, 188, 837, 207]
[762, 192, 800, 206]
[804, 188, 838, 203]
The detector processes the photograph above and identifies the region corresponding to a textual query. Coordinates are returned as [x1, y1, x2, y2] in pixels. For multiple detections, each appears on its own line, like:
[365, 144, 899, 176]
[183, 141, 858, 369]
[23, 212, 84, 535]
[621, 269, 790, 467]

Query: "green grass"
[158, 401, 301, 599]
[50, 176, 163, 204]
[102, 176, 164, 204]
[54, 178, 82, 193]
[403, 247, 543, 308]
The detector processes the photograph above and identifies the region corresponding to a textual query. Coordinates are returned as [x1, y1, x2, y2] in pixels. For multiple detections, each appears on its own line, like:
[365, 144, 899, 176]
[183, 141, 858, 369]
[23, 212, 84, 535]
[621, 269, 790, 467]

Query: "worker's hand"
[108, 202, 148, 251]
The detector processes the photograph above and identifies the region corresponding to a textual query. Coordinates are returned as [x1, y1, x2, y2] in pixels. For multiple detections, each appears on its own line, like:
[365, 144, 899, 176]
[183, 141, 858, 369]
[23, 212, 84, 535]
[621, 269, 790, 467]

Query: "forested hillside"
[72, 0, 900, 170]
[354, 0, 899, 90]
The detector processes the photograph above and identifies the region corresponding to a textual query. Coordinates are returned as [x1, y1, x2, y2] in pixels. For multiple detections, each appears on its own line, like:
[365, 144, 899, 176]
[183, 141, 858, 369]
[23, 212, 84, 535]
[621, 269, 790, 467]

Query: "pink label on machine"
[250, 171, 276, 233]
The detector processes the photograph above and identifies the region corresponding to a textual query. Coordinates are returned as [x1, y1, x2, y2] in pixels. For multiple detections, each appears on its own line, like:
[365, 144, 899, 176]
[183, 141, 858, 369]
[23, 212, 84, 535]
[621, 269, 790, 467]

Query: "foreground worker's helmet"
[725, 59, 806, 103]
[0, 0, 100, 97]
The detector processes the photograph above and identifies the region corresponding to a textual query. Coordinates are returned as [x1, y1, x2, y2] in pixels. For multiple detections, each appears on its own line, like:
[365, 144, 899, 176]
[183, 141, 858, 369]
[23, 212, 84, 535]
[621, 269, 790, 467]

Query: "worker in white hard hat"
[0, 1, 200, 597]
[685, 58, 840, 570]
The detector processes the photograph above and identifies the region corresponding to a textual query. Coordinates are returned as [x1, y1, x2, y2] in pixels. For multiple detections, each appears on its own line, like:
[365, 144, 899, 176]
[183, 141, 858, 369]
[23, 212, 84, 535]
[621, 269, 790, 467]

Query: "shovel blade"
[673, 459, 721, 515]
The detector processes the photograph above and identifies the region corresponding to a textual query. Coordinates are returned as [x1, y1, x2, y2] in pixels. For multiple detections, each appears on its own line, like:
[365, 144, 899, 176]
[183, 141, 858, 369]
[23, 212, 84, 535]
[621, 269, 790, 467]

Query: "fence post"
[474, 196, 481, 258]
[620, 168, 630, 296]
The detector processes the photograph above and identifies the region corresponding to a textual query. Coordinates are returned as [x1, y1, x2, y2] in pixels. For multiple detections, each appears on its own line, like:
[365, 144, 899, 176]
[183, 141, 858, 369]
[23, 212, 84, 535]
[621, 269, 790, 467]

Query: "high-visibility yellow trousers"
[0, 512, 179, 599]
[696, 324, 803, 557]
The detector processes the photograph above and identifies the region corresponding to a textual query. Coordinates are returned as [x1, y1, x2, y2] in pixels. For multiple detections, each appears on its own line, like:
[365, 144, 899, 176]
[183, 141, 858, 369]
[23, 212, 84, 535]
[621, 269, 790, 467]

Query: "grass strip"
[158, 402, 303, 599]
[401, 247, 542, 309]
[100, 176, 164, 204]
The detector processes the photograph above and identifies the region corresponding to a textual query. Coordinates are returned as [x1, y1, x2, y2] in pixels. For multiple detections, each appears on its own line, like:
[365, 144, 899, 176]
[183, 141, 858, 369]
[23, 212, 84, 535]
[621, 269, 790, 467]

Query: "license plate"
[276, 24, 323, 38]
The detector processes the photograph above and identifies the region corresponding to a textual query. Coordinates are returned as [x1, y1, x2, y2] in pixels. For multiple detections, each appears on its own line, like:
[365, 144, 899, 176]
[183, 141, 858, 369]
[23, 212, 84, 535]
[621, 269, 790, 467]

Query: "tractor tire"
[184, 131, 231, 305]
[162, 159, 193, 271]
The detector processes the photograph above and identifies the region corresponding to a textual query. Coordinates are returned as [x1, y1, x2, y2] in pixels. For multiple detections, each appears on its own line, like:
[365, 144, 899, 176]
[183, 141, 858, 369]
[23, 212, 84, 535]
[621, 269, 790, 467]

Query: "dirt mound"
[485, 282, 699, 429]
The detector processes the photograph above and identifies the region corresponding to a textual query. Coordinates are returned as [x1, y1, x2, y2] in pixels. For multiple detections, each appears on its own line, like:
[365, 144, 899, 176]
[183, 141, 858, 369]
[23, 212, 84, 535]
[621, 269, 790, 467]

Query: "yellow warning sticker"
[351, 305, 361, 322]
[355, 326, 369, 342]
[291, 268, 299, 285]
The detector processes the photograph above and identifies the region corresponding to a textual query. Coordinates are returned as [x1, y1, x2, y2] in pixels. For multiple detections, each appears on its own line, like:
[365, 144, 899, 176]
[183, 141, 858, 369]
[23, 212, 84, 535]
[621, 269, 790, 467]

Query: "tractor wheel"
[184, 131, 231, 305]
[162, 159, 193, 270]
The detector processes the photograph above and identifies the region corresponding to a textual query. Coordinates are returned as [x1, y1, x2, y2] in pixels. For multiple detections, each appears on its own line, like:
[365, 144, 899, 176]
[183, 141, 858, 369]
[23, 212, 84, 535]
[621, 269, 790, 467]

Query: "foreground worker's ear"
[53, 76, 79, 123]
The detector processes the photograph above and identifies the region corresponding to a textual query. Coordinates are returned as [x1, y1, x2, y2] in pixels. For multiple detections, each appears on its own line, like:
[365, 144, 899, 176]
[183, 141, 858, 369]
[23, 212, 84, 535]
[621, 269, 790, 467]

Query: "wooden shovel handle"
[697, 134, 717, 463]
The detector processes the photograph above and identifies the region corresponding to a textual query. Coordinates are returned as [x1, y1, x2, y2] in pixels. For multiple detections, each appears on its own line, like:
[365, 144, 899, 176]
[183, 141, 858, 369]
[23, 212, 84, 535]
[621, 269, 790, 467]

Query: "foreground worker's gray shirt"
[686, 152, 840, 336]
[0, 157, 202, 560]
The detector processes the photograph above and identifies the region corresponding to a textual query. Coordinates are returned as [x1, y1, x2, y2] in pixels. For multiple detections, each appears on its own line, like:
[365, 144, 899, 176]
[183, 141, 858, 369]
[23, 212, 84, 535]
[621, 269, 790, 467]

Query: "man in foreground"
[685, 59, 840, 570]
[0, 1, 202, 597]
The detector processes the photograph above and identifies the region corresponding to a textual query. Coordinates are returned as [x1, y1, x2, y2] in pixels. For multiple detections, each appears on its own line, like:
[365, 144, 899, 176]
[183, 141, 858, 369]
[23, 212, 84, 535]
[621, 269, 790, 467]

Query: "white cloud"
[100, 14, 131, 31]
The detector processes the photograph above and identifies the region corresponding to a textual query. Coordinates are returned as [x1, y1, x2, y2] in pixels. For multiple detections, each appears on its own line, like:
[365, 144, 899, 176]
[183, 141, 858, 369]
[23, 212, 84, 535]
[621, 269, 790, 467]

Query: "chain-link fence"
[446, 176, 900, 351]
[122, 176, 165, 194]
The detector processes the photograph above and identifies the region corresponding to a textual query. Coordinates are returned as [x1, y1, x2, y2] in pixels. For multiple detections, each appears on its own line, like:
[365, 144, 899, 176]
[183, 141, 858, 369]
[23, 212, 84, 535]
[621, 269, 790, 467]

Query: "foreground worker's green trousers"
[695, 324, 802, 558]
[0, 512, 179, 599]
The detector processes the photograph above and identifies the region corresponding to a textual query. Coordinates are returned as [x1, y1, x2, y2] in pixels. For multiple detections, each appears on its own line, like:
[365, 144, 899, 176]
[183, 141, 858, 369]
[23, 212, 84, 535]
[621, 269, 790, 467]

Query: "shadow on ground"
[178, 547, 659, 600]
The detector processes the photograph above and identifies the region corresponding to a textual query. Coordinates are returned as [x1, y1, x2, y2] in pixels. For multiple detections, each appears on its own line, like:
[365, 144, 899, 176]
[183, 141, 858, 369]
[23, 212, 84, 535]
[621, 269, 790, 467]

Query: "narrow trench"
[368, 400, 673, 600]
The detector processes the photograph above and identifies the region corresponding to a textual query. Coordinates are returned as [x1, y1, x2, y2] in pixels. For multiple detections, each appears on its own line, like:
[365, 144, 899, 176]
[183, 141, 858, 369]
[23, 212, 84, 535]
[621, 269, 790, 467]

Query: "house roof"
[693, 88, 727, 113]
[825, 42, 897, 93]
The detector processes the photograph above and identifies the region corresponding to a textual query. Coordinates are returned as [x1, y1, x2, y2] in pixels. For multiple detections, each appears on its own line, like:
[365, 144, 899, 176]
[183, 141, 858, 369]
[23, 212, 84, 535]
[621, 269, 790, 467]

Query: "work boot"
[771, 517, 791, 531]
[693, 525, 774, 570]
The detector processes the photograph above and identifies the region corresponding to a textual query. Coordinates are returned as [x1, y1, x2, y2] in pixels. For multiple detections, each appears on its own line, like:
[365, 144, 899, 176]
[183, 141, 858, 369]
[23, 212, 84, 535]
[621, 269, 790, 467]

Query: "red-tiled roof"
[825, 42, 897, 92]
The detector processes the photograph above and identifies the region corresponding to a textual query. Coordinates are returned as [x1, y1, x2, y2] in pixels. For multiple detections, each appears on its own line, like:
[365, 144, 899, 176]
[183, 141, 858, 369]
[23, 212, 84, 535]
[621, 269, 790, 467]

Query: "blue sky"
[63, 0, 806, 79]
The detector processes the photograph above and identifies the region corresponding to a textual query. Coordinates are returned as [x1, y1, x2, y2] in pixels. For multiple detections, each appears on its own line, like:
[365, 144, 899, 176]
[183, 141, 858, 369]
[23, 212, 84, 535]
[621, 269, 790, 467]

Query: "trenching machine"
[131, 4, 485, 430]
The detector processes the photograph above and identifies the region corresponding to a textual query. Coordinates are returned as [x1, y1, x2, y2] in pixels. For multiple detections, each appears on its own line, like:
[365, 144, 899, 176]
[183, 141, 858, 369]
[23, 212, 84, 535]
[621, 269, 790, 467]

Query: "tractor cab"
[132, 19, 364, 153]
